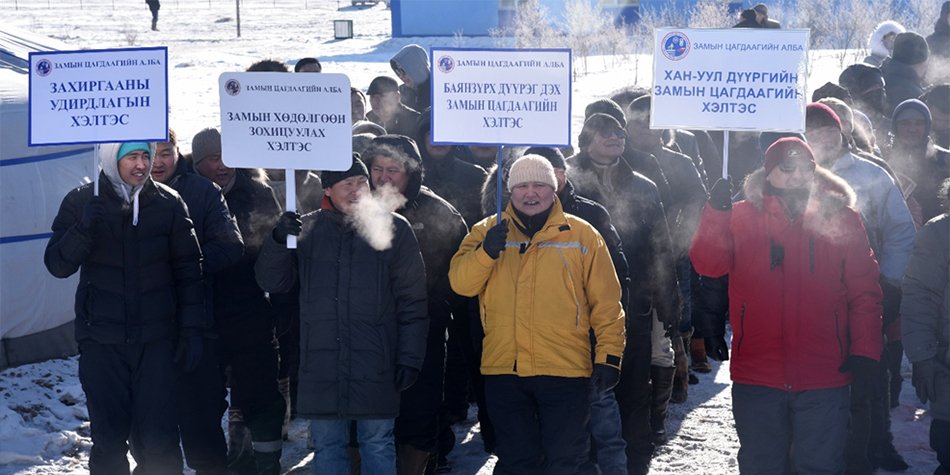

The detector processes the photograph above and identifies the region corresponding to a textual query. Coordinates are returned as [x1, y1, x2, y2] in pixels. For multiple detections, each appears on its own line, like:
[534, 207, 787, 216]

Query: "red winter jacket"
[690, 168, 883, 391]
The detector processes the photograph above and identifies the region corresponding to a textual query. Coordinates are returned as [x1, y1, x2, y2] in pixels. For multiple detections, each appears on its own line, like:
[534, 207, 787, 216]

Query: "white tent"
[0, 27, 95, 368]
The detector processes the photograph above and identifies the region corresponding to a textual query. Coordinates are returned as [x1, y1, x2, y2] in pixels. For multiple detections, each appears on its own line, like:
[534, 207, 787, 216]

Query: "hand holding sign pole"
[219, 72, 352, 249]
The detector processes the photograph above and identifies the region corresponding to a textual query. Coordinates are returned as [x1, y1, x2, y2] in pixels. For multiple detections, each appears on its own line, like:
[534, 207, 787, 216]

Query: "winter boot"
[278, 377, 291, 441]
[690, 338, 712, 373]
[227, 409, 255, 475]
[670, 336, 689, 403]
[650, 365, 676, 445]
[150, 18, 158, 31]
[251, 448, 281, 475]
[397, 444, 433, 475]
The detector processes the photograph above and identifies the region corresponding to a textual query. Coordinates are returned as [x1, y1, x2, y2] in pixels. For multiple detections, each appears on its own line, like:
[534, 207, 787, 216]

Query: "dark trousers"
[220, 318, 286, 444]
[733, 383, 849, 475]
[934, 418, 950, 475]
[485, 375, 596, 475]
[396, 316, 447, 451]
[175, 338, 228, 473]
[79, 340, 182, 475]
[146, 0, 159, 20]
[614, 313, 653, 475]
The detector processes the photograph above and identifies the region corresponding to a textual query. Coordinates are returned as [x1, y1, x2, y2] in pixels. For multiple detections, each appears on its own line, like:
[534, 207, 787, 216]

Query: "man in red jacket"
[689, 137, 883, 474]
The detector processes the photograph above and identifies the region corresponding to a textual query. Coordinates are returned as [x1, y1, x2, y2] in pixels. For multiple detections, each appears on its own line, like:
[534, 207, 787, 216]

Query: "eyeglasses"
[598, 128, 627, 139]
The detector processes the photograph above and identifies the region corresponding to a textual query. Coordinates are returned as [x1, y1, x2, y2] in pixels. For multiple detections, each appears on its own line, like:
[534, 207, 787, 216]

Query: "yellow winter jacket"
[449, 199, 625, 377]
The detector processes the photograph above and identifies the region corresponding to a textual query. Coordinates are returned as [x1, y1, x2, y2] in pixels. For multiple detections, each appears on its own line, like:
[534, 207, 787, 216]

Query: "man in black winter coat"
[567, 114, 681, 475]
[882, 32, 931, 116]
[367, 76, 422, 138]
[364, 135, 468, 473]
[191, 127, 287, 475]
[256, 155, 428, 475]
[148, 129, 244, 475]
[45, 142, 204, 474]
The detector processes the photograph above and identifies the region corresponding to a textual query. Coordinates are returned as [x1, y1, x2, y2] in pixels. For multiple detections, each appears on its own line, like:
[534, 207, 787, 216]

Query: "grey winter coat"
[901, 213, 950, 420]
[830, 150, 916, 285]
[254, 204, 428, 419]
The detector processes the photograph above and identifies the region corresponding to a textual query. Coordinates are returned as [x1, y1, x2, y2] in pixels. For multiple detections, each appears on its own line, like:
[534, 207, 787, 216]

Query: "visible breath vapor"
[348, 184, 407, 251]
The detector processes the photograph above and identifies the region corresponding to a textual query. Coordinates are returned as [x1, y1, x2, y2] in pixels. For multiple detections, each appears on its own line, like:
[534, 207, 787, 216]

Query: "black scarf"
[513, 205, 552, 239]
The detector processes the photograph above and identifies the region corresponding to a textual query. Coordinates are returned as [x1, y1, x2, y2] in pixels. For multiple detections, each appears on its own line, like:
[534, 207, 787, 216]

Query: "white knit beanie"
[507, 154, 557, 192]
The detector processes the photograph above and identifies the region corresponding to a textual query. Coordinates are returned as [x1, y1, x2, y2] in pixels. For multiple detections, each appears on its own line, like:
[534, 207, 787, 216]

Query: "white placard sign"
[219, 72, 352, 171]
[29, 47, 169, 146]
[651, 28, 809, 132]
[431, 48, 572, 146]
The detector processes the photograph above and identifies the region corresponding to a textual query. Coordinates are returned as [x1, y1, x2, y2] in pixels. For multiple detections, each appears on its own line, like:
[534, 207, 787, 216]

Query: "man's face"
[369, 91, 400, 118]
[118, 150, 151, 187]
[766, 158, 815, 190]
[393, 64, 414, 87]
[882, 33, 898, 53]
[425, 131, 452, 160]
[150, 142, 178, 184]
[895, 118, 929, 145]
[351, 92, 366, 122]
[510, 181, 556, 216]
[625, 114, 662, 152]
[929, 105, 950, 138]
[370, 155, 410, 195]
[857, 82, 886, 116]
[194, 154, 235, 189]
[553, 168, 567, 193]
[804, 125, 843, 165]
[469, 146, 498, 160]
[755, 12, 766, 24]
[589, 126, 627, 163]
[325, 175, 369, 215]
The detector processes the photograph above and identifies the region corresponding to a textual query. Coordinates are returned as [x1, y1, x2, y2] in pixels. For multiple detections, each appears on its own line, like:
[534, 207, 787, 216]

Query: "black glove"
[912, 358, 938, 404]
[272, 211, 302, 245]
[704, 336, 729, 362]
[708, 177, 733, 211]
[591, 363, 621, 392]
[839, 356, 879, 400]
[880, 280, 902, 326]
[78, 196, 107, 234]
[174, 332, 203, 373]
[482, 219, 509, 259]
[394, 364, 420, 391]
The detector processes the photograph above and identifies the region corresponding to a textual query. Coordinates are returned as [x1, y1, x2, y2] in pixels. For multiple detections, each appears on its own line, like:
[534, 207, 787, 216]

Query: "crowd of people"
[43, 3, 950, 475]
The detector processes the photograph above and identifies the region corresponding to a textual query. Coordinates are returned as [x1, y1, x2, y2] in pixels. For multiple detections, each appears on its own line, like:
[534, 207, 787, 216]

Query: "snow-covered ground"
[1, 1, 941, 473]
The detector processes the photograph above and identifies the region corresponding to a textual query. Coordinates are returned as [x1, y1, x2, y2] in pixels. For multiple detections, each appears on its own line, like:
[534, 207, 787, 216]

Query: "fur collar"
[742, 166, 856, 217]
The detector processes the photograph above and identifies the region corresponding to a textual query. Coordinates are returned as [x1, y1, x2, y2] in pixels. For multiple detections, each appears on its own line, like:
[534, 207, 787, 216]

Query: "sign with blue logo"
[218, 72, 352, 171]
[651, 28, 810, 132]
[430, 47, 572, 147]
[28, 47, 169, 146]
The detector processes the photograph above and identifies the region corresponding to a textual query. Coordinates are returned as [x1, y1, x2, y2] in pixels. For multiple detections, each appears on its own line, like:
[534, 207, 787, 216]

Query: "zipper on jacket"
[834, 309, 844, 359]
[737, 304, 746, 354]
[556, 249, 581, 328]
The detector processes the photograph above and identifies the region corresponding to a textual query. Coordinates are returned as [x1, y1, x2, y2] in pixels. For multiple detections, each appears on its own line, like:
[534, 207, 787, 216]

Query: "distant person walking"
[147, 0, 160, 31]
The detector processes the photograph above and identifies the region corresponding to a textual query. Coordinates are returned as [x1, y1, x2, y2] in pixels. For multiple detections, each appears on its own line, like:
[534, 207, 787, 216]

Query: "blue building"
[389, 0, 749, 37]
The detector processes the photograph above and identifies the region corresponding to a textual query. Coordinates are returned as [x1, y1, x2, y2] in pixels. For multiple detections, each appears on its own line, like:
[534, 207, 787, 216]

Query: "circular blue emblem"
[35, 59, 53, 77]
[662, 32, 690, 61]
[225, 79, 241, 96]
[437, 55, 455, 74]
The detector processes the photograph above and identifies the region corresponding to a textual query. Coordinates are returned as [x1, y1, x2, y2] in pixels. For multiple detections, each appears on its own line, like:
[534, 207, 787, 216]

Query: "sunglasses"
[598, 128, 627, 139]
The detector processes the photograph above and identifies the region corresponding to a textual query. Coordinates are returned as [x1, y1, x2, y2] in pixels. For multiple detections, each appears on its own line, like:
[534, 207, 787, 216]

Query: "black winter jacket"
[567, 152, 681, 331]
[215, 170, 280, 321]
[166, 159, 244, 331]
[255, 203, 429, 419]
[44, 174, 204, 344]
[881, 59, 925, 116]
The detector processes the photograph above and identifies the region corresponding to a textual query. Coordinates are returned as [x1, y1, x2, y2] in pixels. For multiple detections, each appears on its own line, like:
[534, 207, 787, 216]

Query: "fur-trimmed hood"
[868, 21, 906, 60]
[742, 166, 857, 218]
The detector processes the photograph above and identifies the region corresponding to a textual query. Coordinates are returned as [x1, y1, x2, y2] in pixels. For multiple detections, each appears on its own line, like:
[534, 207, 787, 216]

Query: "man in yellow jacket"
[449, 154, 626, 475]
